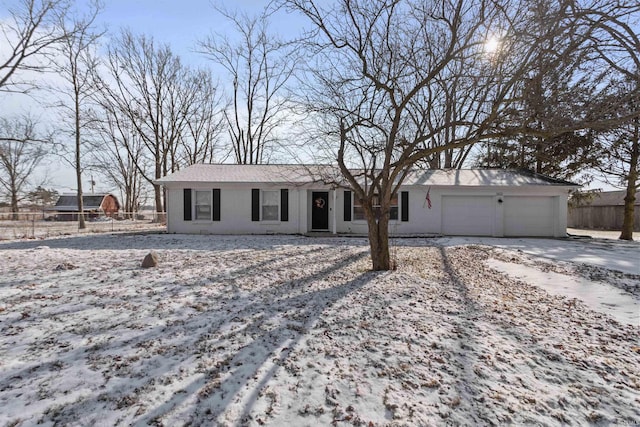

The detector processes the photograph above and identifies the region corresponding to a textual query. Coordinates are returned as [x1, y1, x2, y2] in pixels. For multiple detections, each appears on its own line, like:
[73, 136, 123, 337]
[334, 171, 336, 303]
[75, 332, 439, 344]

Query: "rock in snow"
[54, 262, 77, 271]
[141, 250, 159, 268]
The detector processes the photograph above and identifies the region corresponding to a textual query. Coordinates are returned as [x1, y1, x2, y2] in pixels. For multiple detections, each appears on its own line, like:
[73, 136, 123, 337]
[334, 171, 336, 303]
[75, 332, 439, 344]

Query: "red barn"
[49, 194, 120, 221]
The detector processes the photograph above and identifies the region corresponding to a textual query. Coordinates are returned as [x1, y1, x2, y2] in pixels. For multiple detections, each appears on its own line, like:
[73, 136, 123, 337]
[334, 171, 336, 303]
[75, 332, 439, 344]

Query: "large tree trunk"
[76, 182, 85, 228]
[124, 183, 133, 219]
[619, 125, 638, 241]
[535, 139, 543, 173]
[620, 182, 636, 240]
[10, 185, 19, 220]
[154, 184, 163, 214]
[367, 213, 391, 271]
[75, 97, 86, 230]
[154, 151, 164, 214]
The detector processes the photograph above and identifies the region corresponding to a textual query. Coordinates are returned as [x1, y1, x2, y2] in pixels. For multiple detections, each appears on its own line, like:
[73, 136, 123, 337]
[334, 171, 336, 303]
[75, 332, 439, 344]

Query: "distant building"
[48, 194, 120, 221]
[568, 191, 640, 231]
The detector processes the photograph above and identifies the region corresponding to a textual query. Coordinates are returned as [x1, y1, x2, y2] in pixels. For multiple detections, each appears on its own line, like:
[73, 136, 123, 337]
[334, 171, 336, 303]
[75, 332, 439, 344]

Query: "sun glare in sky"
[484, 35, 501, 55]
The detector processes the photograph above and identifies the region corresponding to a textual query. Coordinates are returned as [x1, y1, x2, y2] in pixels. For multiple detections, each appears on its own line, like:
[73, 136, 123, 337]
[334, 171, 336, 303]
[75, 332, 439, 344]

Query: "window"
[353, 194, 398, 220]
[262, 190, 279, 221]
[389, 195, 399, 220]
[252, 189, 287, 222]
[185, 189, 220, 222]
[353, 196, 365, 221]
[195, 190, 211, 220]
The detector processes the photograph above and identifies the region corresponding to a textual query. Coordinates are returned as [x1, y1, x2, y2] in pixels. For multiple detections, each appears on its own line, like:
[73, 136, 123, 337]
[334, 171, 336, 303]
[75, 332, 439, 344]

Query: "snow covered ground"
[567, 227, 640, 241]
[0, 233, 638, 426]
[0, 218, 165, 240]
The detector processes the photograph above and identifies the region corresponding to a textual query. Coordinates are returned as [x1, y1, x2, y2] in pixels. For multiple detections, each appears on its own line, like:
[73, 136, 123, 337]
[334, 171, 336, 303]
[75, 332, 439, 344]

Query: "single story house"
[155, 164, 578, 237]
[48, 193, 120, 221]
[568, 190, 640, 231]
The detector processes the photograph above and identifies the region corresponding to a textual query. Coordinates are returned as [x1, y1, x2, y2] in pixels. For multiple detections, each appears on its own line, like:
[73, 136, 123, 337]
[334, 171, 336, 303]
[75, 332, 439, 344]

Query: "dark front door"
[311, 191, 329, 230]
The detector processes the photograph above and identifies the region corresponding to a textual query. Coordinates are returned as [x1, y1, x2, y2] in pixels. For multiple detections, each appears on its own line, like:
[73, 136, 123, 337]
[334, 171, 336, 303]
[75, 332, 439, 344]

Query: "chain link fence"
[0, 211, 166, 240]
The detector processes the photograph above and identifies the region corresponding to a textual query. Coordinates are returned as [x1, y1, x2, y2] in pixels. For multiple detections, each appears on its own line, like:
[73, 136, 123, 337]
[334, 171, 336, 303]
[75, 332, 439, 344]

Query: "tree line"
[0, 0, 297, 225]
[0, 0, 638, 268]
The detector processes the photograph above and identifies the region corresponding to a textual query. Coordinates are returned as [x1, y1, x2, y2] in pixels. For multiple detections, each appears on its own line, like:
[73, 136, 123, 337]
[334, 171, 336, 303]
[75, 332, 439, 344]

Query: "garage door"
[442, 196, 494, 236]
[504, 196, 555, 236]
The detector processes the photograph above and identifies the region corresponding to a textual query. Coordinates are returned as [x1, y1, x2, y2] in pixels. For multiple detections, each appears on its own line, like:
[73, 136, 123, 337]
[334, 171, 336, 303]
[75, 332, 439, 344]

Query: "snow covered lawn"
[0, 234, 638, 426]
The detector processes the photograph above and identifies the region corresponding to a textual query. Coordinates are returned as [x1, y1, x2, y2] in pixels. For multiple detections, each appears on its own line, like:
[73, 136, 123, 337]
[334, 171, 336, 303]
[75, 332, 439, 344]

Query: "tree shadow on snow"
[0, 232, 369, 252]
[436, 246, 638, 424]
[7, 244, 373, 426]
[147, 248, 372, 425]
[437, 246, 488, 421]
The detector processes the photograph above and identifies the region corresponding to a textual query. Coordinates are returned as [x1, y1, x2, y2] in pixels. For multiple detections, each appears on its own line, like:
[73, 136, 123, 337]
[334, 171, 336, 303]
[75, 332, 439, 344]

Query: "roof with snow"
[579, 191, 640, 207]
[155, 164, 340, 185]
[155, 164, 580, 187]
[400, 169, 579, 187]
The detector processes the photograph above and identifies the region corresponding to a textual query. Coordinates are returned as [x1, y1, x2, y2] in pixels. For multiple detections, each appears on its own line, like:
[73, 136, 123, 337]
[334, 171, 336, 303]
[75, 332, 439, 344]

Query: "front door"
[311, 191, 329, 230]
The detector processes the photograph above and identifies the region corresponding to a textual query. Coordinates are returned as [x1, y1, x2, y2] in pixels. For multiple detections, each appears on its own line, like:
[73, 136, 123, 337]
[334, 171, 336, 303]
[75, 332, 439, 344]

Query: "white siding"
[165, 186, 308, 234]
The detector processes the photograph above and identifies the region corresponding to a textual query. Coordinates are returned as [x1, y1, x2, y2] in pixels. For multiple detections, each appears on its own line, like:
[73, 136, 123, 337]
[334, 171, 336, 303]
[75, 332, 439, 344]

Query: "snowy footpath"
[0, 233, 638, 426]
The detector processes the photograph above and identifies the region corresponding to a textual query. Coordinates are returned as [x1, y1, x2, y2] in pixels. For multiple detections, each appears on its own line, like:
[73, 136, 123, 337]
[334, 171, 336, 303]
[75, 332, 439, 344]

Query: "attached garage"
[442, 196, 495, 236]
[504, 196, 556, 236]
[400, 169, 579, 238]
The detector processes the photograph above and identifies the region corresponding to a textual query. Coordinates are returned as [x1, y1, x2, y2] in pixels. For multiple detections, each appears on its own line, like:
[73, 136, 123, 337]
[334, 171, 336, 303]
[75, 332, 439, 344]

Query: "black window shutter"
[183, 188, 192, 221]
[251, 189, 260, 221]
[212, 189, 221, 221]
[401, 191, 409, 222]
[344, 190, 352, 221]
[281, 189, 289, 221]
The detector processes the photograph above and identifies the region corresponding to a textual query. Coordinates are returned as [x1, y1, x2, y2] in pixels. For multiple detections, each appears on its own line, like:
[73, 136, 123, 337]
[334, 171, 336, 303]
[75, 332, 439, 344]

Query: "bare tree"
[418, 61, 484, 170]
[0, 115, 49, 218]
[580, 3, 640, 240]
[603, 108, 639, 240]
[89, 113, 147, 217]
[96, 31, 184, 213]
[53, 1, 103, 229]
[476, 0, 638, 181]
[95, 30, 222, 213]
[0, 0, 72, 93]
[178, 69, 226, 165]
[199, 7, 297, 164]
[284, 0, 640, 270]
[595, 79, 639, 240]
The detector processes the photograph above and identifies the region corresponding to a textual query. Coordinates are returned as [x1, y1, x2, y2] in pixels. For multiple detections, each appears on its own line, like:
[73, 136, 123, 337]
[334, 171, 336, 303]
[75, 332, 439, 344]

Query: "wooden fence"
[568, 205, 640, 231]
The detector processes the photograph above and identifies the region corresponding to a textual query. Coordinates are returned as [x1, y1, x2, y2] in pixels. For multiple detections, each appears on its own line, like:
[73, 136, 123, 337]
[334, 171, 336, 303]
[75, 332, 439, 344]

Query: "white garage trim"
[442, 195, 495, 236]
